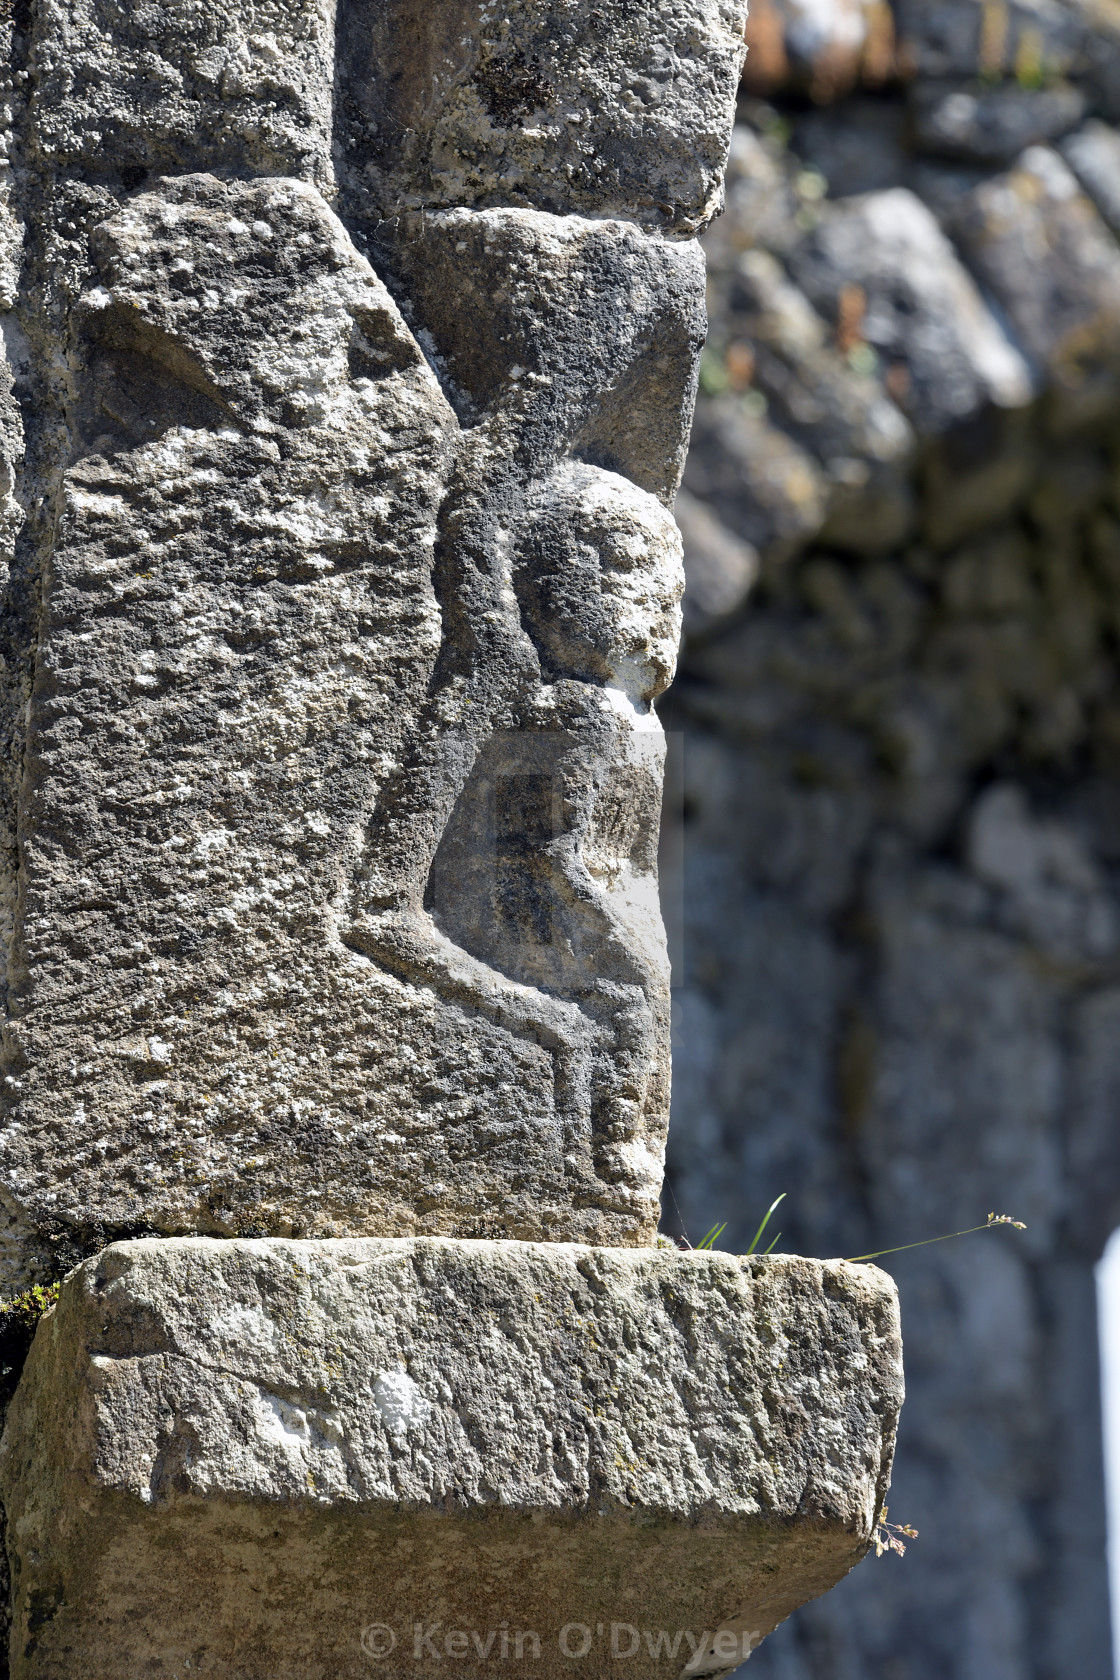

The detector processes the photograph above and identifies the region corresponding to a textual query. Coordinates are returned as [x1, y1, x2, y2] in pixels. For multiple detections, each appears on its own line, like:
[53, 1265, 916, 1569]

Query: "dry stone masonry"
[0, 3, 904, 1677]
[663, 5, 1120, 1677]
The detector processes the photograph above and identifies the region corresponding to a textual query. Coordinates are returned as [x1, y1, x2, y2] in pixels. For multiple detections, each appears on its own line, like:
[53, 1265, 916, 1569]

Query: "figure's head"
[512, 464, 684, 706]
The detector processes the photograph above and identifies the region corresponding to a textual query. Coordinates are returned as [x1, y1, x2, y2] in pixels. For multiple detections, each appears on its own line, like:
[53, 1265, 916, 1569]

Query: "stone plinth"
[0, 1238, 902, 1680]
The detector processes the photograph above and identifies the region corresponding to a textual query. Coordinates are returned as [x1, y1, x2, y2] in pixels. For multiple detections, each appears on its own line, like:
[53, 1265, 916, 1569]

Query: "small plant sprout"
[846, 1211, 1027, 1264]
[682, 1203, 1025, 1270]
[687, 1194, 787, 1254]
[690, 1194, 786, 1254]
[872, 1506, 918, 1559]
[695, 1222, 728, 1251]
[747, 1192, 785, 1254]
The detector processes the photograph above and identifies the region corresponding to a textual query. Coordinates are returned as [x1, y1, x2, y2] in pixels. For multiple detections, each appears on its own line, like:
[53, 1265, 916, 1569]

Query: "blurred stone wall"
[661, 5, 1120, 1676]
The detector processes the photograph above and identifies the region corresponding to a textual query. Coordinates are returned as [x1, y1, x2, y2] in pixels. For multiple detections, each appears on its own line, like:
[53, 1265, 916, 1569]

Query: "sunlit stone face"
[514, 465, 685, 705]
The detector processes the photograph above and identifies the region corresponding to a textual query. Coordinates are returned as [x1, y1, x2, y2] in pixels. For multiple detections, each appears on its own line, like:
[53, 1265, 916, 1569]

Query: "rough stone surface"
[0, 1236, 903, 1679]
[3, 176, 702, 1267]
[335, 0, 747, 237]
[0, 0, 747, 1280]
[664, 69, 1120, 1680]
[24, 0, 339, 186]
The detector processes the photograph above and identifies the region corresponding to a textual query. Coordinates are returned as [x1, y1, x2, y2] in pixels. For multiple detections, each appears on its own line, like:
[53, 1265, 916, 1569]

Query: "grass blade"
[848, 1213, 1026, 1263]
[696, 1222, 728, 1251]
[747, 1194, 786, 1255]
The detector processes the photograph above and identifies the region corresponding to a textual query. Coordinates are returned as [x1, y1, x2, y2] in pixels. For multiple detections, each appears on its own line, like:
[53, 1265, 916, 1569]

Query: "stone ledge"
[0, 1237, 902, 1679]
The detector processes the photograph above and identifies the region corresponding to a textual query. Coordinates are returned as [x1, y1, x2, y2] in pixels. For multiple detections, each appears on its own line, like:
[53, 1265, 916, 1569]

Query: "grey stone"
[335, 0, 746, 238]
[892, 0, 1083, 81]
[717, 249, 916, 553]
[909, 79, 1086, 164]
[0, 1235, 903, 1679]
[0, 0, 734, 1276]
[661, 705, 1112, 1680]
[966, 782, 1117, 962]
[858, 852, 1067, 1241]
[0, 8, 914, 1680]
[792, 102, 910, 197]
[686, 120, 922, 568]
[724, 252, 913, 467]
[788, 188, 1034, 434]
[2, 176, 687, 1262]
[1060, 118, 1120, 232]
[664, 68, 1120, 1680]
[368, 208, 705, 502]
[682, 396, 828, 565]
[24, 0, 339, 187]
[674, 490, 759, 637]
[952, 146, 1120, 425]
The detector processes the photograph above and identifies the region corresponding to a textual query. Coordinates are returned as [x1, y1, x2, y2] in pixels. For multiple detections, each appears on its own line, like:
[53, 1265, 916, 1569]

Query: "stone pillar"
[0, 4, 903, 1675]
[0, 0, 747, 1271]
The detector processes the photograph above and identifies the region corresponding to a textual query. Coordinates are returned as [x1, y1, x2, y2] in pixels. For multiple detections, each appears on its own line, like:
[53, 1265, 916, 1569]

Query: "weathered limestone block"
[369, 210, 705, 501]
[0, 6, 910, 1678]
[5, 172, 466, 1255]
[0, 1237, 903, 1679]
[2, 177, 703, 1269]
[24, 0, 338, 185]
[335, 0, 747, 236]
[0, 0, 743, 1277]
